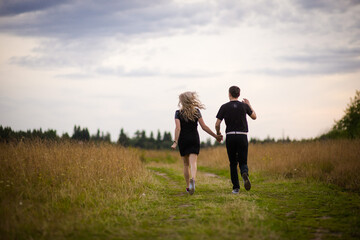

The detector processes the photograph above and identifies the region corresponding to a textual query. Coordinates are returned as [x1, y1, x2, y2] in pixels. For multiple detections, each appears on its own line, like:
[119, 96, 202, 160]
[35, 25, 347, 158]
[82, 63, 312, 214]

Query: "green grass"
[64, 161, 360, 240]
[196, 165, 360, 240]
[3, 151, 360, 239]
[253, 179, 360, 239]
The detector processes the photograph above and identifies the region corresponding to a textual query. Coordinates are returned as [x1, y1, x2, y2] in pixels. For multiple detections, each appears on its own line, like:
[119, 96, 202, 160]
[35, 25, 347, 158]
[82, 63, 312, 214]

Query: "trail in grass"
[143, 162, 360, 240]
[144, 163, 278, 240]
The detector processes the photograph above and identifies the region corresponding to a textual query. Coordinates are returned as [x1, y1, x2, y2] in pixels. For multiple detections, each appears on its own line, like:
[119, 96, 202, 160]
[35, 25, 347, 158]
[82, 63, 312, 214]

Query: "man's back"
[216, 100, 253, 133]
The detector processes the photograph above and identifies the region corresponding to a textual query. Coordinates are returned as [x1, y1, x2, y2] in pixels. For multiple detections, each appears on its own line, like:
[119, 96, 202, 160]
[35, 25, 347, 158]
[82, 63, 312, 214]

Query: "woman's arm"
[171, 119, 181, 149]
[198, 118, 223, 142]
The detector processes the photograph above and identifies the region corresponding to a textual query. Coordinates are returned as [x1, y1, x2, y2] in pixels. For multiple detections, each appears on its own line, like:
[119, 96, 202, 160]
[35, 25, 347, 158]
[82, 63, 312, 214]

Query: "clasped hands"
[215, 133, 223, 143]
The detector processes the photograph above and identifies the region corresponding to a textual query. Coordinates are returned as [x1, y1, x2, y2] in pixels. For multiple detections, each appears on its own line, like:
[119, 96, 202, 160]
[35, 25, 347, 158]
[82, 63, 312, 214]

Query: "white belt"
[226, 131, 247, 135]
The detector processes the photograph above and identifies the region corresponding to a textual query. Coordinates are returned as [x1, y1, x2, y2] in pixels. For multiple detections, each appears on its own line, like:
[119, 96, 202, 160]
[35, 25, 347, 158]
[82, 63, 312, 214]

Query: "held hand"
[215, 134, 223, 143]
[171, 143, 177, 150]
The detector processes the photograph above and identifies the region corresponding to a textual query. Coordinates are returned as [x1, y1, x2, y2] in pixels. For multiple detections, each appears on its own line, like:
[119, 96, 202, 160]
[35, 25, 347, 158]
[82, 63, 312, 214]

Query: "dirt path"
[144, 161, 360, 240]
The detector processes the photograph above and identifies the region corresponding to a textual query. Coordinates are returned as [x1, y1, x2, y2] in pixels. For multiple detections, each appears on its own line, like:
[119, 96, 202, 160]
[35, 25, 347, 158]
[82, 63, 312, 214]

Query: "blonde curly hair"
[178, 91, 205, 122]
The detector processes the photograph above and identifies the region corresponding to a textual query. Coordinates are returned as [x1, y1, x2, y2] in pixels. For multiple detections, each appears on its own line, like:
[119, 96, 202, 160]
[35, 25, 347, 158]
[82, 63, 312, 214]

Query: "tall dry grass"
[141, 149, 181, 164]
[198, 139, 360, 191]
[0, 141, 150, 239]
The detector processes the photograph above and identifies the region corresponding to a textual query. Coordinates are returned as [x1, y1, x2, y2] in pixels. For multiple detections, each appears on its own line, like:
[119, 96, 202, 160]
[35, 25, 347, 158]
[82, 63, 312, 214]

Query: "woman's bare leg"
[182, 155, 190, 188]
[189, 154, 198, 180]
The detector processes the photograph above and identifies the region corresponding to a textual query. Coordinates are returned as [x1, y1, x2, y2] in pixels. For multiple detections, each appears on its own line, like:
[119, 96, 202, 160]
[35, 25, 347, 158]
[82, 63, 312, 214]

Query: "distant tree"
[147, 131, 156, 149]
[141, 130, 146, 140]
[132, 130, 145, 148]
[72, 125, 90, 141]
[0, 125, 61, 142]
[263, 135, 275, 143]
[103, 132, 111, 143]
[320, 90, 360, 139]
[88, 129, 111, 143]
[334, 90, 360, 138]
[199, 138, 214, 148]
[0, 126, 13, 142]
[61, 132, 70, 140]
[32, 128, 43, 139]
[140, 130, 149, 148]
[134, 130, 141, 139]
[162, 131, 172, 149]
[44, 129, 58, 140]
[156, 130, 162, 149]
[118, 128, 130, 146]
[163, 131, 172, 142]
[277, 136, 291, 143]
[72, 126, 80, 140]
[84, 128, 90, 141]
[91, 129, 101, 142]
[206, 138, 212, 147]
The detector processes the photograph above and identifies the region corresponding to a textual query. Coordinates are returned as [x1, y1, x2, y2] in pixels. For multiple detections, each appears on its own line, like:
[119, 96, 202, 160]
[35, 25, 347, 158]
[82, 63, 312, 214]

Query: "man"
[215, 86, 257, 193]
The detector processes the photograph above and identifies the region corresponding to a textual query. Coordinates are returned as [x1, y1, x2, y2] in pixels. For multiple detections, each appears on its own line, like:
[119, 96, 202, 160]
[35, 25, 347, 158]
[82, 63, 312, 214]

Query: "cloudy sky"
[0, 0, 359, 142]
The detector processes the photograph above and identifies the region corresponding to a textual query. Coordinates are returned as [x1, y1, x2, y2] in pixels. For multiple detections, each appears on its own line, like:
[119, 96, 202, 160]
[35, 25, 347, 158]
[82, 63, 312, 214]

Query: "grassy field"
[0, 140, 359, 239]
[198, 139, 360, 191]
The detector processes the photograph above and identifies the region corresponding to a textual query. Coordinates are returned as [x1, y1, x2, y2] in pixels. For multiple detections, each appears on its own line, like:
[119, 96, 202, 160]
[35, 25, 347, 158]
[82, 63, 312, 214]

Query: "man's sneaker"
[242, 173, 251, 191]
[232, 188, 240, 194]
[186, 188, 190, 193]
[189, 178, 195, 195]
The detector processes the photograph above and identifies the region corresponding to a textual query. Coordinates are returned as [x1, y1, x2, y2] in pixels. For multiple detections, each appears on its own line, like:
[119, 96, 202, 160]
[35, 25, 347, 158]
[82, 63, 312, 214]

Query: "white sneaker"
[189, 178, 195, 195]
[232, 188, 240, 194]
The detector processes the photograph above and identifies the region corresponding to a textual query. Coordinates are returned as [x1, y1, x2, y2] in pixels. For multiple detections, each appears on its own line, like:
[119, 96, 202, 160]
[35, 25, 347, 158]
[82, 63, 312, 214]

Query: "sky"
[0, 0, 360, 142]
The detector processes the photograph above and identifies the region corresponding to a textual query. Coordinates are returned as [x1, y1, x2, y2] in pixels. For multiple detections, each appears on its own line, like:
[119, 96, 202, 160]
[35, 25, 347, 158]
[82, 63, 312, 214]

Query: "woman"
[171, 92, 223, 195]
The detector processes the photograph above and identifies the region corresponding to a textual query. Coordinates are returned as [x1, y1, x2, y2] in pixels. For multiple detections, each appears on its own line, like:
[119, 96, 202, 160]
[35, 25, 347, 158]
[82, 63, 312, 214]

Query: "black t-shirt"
[216, 101, 253, 133]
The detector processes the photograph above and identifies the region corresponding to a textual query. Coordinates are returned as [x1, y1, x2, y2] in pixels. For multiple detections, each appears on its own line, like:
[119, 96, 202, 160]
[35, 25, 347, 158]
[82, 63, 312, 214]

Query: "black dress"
[175, 109, 201, 156]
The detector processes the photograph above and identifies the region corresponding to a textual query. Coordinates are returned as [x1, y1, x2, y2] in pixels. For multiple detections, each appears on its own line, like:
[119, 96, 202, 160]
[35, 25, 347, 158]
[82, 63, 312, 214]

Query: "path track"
[143, 161, 360, 240]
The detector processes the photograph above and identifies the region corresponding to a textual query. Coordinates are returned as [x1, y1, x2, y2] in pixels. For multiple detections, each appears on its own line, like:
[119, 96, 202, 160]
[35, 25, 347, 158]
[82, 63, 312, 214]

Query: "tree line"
[0, 124, 285, 146]
[0, 125, 217, 149]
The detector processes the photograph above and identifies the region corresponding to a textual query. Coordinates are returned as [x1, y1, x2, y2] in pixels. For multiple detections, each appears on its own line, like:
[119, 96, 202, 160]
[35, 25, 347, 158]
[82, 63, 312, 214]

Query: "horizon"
[0, 122, 323, 143]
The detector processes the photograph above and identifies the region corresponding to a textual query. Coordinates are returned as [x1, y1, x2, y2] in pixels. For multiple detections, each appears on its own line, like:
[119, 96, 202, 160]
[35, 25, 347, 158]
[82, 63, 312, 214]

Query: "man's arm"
[243, 98, 257, 120]
[215, 118, 222, 135]
[250, 108, 257, 120]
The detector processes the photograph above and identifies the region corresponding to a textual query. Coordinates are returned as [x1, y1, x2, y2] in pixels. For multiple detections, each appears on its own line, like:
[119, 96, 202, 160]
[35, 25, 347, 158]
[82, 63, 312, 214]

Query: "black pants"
[226, 134, 249, 189]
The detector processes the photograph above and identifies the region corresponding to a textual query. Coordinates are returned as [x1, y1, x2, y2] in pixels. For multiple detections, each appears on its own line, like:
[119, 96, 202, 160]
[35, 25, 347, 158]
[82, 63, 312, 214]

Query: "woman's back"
[175, 109, 201, 135]
[175, 109, 201, 156]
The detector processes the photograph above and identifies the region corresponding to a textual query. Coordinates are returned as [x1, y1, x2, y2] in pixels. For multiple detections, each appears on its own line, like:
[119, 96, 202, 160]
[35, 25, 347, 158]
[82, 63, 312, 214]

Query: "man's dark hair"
[229, 86, 240, 98]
